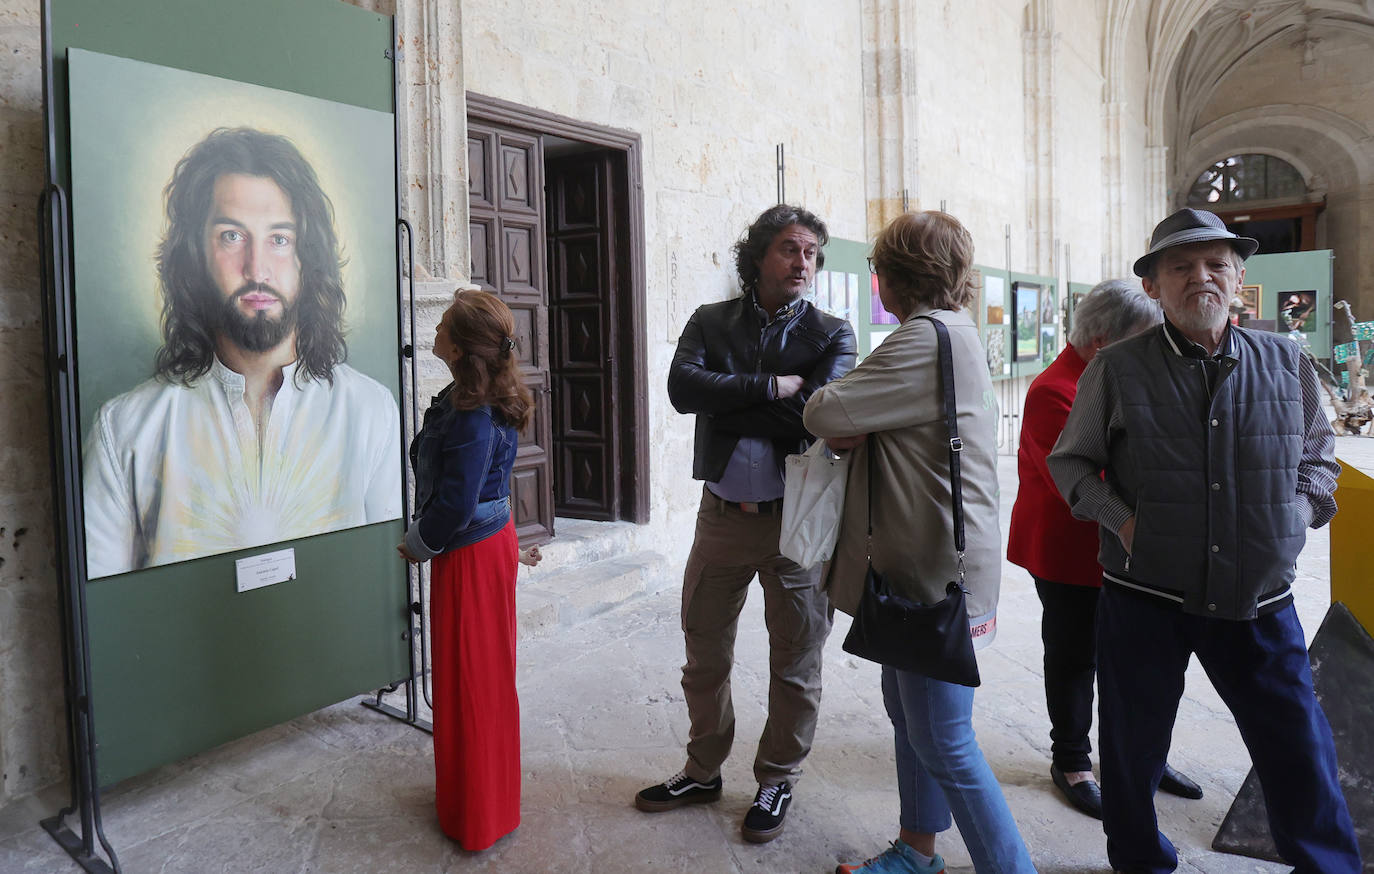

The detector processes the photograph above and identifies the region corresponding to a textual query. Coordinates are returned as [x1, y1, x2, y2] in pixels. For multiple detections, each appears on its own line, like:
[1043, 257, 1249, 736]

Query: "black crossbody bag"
[840, 315, 981, 687]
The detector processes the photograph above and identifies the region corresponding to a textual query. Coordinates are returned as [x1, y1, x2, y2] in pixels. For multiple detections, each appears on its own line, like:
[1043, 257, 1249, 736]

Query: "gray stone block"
[1212, 602, 1374, 865]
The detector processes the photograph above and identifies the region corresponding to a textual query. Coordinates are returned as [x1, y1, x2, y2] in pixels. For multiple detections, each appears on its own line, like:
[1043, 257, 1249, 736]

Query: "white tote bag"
[779, 440, 850, 568]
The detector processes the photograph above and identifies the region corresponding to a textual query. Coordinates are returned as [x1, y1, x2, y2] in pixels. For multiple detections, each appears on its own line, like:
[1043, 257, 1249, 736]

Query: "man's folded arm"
[667, 311, 772, 416]
[711, 323, 857, 440]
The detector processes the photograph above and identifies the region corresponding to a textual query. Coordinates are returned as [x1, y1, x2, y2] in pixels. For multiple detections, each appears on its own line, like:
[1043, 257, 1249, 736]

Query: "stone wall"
[1187, 25, 1374, 314]
[460, 0, 869, 528]
[0, 0, 66, 806]
[912, 0, 1030, 271]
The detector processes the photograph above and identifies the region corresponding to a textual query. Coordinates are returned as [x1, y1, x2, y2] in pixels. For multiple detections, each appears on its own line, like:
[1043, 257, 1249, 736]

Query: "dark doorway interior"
[466, 95, 649, 538]
[545, 142, 630, 521]
[1226, 217, 1299, 254]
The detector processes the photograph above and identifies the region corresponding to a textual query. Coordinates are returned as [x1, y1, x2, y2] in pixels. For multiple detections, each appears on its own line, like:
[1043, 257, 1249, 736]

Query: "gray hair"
[1068, 279, 1162, 348]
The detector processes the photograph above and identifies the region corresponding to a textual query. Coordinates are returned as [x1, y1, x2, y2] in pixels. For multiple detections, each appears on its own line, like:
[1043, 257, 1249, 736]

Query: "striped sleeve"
[1047, 356, 1134, 536]
[1296, 353, 1339, 528]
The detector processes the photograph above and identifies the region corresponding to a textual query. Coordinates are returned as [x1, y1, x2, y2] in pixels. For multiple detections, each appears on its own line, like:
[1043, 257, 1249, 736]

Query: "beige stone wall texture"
[1055, 13, 1106, 285]
[1116, 0, 1153, 273]
[0, 0, 66, 807]
[911, 0, 1030, 272]
[461, 0, 868, 529]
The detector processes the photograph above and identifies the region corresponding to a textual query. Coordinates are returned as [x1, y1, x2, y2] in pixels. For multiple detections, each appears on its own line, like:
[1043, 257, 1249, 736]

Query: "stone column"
[0, 0, 68, 807]
[1145, 143, 1171, 227]
[1102, 99, 1127, 276]
[395, 0, 470, 283]
[1022, 0, 1057, 275]
[861, 0, 918, 235]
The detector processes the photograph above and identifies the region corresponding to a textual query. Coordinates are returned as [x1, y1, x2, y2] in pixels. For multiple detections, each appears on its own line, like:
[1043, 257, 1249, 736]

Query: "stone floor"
[0, 452, 1353, 873]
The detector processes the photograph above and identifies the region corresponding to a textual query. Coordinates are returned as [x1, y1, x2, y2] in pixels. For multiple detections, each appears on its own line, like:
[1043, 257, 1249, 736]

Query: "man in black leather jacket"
[634, 205, 856, 844]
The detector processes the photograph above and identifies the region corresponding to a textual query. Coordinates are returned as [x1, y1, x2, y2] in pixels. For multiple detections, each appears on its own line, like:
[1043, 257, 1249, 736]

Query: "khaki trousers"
[680, 487, 833, 787]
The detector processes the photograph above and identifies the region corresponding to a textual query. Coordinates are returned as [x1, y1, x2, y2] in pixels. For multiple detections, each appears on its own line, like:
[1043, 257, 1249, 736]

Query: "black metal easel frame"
[35, 0, 120, 868]
[358, 21, 433, 736]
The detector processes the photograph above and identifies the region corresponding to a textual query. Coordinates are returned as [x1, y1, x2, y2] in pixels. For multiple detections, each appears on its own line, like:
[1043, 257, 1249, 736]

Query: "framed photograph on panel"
[1041, 324, 1056, 366]
[1012, 281, 1042, 362]
[1277, 290, 1318, 333]
[871, 273, 899, 325]
[985, 274, 1006, 325]
[812, 270, 832, 314]
[1238, 283, 1262, 319]
[984, 326, 1006, 378]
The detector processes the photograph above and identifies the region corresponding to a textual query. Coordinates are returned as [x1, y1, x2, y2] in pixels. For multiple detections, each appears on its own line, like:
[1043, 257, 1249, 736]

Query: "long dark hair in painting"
[154, 126, 347, 385]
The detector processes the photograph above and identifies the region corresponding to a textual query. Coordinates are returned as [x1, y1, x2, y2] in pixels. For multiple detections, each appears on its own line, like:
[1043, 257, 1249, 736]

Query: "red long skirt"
[430, 518, 520, 850]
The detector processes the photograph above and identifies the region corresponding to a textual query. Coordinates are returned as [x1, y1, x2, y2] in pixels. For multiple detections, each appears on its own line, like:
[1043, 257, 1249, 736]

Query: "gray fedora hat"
[1132, 208, 1259, 277]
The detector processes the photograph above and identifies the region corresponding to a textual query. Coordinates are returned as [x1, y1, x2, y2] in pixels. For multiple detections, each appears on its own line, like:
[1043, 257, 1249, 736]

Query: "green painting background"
[69, 48, 400, 437]
[48, 0, 409, 788]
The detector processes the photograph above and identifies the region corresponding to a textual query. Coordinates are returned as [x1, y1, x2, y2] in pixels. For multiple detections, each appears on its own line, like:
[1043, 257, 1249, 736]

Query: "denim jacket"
[403, 385, 517, 560]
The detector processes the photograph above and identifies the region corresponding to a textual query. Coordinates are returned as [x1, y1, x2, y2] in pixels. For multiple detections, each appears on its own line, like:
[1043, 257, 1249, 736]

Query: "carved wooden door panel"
[467, 122, 554, 543]
[546, 153, 620, 520]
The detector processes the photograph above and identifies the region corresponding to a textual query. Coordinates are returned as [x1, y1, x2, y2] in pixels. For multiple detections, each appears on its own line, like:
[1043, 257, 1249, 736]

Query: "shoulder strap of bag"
[866, 314, 965, 578]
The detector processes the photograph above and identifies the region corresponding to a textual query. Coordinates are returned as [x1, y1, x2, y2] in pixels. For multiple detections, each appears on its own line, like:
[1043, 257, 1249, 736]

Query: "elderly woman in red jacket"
[1008, 279, 1203, 819]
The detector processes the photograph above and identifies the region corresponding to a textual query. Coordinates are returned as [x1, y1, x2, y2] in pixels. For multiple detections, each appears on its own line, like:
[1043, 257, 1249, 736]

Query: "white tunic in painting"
[82, 357, 401, 579]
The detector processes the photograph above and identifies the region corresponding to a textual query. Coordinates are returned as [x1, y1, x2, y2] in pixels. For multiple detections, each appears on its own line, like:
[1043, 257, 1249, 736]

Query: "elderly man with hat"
[1047, 208, 1360, 873]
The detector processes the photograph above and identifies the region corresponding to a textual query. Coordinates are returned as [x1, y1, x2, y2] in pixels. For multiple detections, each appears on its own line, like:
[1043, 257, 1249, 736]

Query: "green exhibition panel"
[817, 237, 874, 358]
[1007, 271, 1060, 379]
[976, 265, 1013, 382]
[49, 0, 409, 786]
[1241, 250, 1335, 358]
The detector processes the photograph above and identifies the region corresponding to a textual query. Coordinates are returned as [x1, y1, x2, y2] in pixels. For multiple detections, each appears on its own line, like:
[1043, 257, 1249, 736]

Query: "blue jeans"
[882, 667, 1036, 874]
[1097, 586, 1360, 874]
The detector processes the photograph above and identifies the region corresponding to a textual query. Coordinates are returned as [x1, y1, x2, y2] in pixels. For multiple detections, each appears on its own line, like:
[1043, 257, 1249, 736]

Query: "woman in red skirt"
[398, 288, 533, 850]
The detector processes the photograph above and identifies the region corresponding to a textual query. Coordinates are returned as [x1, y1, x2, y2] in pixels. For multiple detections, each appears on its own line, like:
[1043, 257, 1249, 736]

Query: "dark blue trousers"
[1096, 586, 1360, 874]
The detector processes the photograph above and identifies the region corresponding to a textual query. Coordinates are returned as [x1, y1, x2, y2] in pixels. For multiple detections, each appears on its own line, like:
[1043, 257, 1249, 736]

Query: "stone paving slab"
[3, 452, 1351, 872]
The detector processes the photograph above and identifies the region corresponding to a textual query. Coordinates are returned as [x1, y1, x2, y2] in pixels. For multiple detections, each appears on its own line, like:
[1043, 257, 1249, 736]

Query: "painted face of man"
[203, 173, 303, 353]
[1142, 240, 1243, 337]
[755, 223, 819, 306]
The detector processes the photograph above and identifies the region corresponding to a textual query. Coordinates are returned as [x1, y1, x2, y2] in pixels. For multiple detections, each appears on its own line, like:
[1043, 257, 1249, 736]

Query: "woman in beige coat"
[804, 212, 1034, 874]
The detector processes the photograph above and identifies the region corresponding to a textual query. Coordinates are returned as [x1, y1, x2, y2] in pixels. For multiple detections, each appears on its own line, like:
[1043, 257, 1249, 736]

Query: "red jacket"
[1007, 344, 1102, 587]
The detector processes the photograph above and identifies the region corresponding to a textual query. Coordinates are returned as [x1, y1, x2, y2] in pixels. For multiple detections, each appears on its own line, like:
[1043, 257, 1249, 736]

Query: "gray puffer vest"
[1096, 326, 1306, 620]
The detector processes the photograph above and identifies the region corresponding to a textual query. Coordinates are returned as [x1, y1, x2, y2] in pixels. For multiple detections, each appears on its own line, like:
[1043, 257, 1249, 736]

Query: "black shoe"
[1158, 763, 1203, 799]
[1051, 764, 1103, 820]
[634, 770, 723, 812]
[741, 783, 792, 843]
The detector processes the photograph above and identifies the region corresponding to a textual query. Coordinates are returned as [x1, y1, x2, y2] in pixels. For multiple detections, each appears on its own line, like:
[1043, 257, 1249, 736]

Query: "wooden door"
[546, 153, 620, 520]
[467, 122, 554, 543]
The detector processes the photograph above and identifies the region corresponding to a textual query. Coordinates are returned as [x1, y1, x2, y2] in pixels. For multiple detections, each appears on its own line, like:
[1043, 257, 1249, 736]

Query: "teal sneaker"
[835, 841, 946, 874]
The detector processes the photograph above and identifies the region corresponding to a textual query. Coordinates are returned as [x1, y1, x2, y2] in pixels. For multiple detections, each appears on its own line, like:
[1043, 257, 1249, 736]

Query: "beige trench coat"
[802, 307, 1002, 627]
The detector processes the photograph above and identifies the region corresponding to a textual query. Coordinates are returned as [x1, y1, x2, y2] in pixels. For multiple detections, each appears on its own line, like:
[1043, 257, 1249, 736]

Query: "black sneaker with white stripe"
[741, 782, 792, 843]
[634, 770, 723, 812]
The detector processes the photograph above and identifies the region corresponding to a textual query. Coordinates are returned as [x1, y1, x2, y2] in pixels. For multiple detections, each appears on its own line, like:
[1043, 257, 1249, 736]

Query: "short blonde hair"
[870, 211, 978, 313]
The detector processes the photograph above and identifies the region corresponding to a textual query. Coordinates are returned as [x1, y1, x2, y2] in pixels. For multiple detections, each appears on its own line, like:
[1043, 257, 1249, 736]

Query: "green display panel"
[1007, 271, 1059, 379]
[1242, 250, 1334, 358]
[976, 265, 1013, 382]
[817, 237, 874, 357]
[49, 0, 409, 786]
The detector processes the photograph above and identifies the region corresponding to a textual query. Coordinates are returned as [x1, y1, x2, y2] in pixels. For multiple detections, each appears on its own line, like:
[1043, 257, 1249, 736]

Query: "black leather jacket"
[668, 293, 857, 482]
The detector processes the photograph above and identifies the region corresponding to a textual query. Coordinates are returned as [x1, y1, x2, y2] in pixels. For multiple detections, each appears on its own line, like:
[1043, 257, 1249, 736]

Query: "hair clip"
[502, 337, 516, 353]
